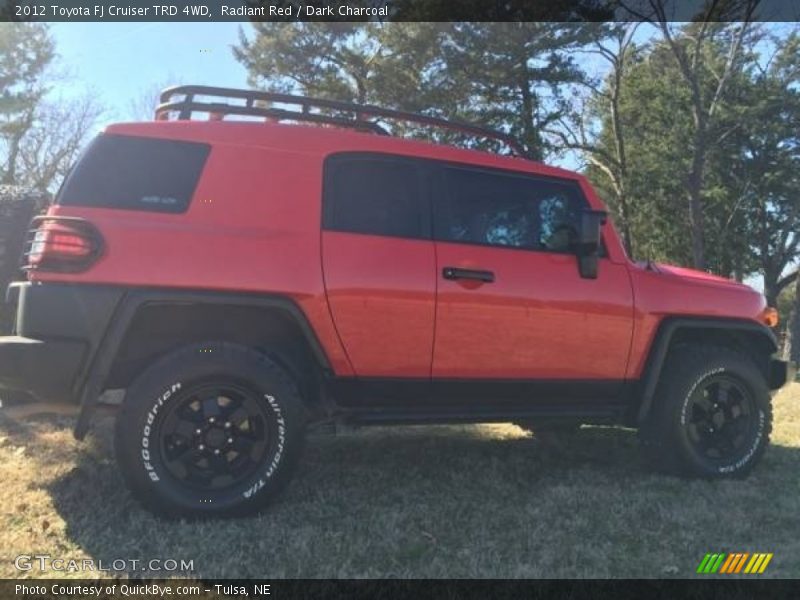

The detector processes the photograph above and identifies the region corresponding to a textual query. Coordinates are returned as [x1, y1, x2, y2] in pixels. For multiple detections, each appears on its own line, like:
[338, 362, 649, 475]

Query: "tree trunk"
[1, 136, 20, 186]
[618, 190, 634, 257]
[784, 271, 800, 366]
[687, 129, 707, 270]
[518, 71, 542, 161]
[764, 277, 779, 312]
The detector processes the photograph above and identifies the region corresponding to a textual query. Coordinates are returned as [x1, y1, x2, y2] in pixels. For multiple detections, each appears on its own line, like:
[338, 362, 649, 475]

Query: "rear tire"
[114, 342, 306, 518]
[640, 345, 771, 478]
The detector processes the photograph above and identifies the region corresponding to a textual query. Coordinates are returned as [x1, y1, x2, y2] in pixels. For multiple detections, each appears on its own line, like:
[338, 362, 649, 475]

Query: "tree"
[783, 274, 799, 366]
[0, 23, 102, 192]
[0, 22, 54, 185]
[434, 23, 603, 160]
[547, 23, 640, 255]
[19, 96, 104, 191]
[720, 31, 800, 305]
[581, 22, 798, 294]
[634, 1, 760, 270]
[234, 23, 425, 105]
[233, 23, 603, 160]
[585, 35, 701, 265]
[127, 77, 185, 122]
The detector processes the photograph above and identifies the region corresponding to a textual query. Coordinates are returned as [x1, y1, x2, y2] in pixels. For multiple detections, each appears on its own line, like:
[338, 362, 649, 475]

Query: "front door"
[431, 165, 634, 386]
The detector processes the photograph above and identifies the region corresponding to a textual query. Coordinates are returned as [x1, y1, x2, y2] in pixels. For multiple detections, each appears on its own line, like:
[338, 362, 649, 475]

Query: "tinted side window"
[323, 155, 429, 239]
[58, 134, 210, 213]
[435, 167, 587, 252]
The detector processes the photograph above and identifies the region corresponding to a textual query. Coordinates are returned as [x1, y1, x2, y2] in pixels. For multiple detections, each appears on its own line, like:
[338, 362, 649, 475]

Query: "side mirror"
[575, 209, 607, 279]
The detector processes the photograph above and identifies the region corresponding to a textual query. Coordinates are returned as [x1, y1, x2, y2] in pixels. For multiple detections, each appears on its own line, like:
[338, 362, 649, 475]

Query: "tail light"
[24, 216, 103, 272]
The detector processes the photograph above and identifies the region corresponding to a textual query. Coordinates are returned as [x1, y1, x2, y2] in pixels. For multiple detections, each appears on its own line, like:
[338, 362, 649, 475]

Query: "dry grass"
[0, 384, 798, 579]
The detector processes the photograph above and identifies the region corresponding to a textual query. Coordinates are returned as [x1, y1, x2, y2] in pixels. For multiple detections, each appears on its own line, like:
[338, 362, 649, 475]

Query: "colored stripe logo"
[697, 552, 773, 574]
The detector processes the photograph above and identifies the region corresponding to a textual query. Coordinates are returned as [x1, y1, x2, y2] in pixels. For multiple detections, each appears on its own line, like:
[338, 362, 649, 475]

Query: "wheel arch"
[74, 289, 333, 439]
[635, 317, 778, 426]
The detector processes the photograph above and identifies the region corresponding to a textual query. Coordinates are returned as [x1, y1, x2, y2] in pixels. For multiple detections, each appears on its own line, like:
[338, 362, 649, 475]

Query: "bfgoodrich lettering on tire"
[114, 342, 305, 518]
[640, 345, 772, 479]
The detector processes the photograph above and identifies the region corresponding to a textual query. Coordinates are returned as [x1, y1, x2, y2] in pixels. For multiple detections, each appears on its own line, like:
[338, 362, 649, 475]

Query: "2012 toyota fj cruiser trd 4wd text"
[0, 86, 791, 517]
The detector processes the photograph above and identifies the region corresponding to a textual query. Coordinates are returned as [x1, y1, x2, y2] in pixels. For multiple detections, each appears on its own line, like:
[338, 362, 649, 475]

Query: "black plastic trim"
[73, 287, 333, 439]
[442, 267, 495, 283]
[14, 282, 122, 346]
[636, 317, 779, 424]
[328, 377, 634, 423]
[0, 336, 87, 402]
[769, 358, 792, 390]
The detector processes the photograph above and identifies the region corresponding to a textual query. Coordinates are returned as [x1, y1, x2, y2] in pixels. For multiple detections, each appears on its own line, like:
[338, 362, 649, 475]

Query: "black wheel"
[115, 342, 306, 518]
[640, 345, 771, 478]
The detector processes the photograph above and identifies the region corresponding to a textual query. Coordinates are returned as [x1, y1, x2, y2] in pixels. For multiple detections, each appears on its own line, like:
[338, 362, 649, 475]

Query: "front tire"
[640, 345, 771, 478]
[115, 342, 306, 518]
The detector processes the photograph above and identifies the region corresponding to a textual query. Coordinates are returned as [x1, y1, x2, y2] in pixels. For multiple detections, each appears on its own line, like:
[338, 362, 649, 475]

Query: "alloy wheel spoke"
[201, 395, 221, 419]
[208, 452, 230, 474]
[228, 407, 250, 428]
[178, 400, 204, 423]
[158, 383, 272, 492]
[232, 435, 255, 456]
[694, 392, 714, 414]
[173, 419, 199, 441]
[163, 434, 193, 461]
[687, 375, 757, 462]
[716, 381, 731, 404]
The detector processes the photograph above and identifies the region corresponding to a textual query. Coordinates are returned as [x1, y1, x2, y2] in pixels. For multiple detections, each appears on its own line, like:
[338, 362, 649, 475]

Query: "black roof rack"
[156, 85, 527, 158]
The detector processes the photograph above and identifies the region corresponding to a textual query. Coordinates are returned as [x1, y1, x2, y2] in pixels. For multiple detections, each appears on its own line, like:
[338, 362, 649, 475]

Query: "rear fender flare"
[74, 289, 331, 439]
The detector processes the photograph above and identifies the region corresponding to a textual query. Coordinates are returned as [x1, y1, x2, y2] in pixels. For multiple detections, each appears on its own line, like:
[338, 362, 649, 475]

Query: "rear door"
[321, 153, 436, 377]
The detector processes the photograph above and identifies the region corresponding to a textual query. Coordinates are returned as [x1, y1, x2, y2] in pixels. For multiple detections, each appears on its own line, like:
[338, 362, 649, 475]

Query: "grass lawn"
[0, 383, 797, 579]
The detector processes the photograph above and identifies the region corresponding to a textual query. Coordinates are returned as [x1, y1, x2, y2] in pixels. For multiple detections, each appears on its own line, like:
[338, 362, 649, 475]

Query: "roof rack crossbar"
[155, 85, 527, 157]
[159, 100, 390, 135]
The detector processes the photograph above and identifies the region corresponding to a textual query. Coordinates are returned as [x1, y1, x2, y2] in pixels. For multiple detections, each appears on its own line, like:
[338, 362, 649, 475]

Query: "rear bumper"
[768, 358, 794, 391]
[1, 282, 122, 403]
[0, 336, 86, 402]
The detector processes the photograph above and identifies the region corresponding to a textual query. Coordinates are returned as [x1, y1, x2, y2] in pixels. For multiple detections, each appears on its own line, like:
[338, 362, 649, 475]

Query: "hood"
[637, 261, 754, 291]
[631, 261, 769, 325]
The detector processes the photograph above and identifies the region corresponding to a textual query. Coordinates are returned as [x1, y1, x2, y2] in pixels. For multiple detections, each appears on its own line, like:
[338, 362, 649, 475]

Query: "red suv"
[0, 86, 791, 517]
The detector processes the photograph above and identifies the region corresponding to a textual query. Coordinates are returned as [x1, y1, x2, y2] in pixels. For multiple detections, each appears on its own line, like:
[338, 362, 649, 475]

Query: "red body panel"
[433, 244, 634, 379]
[321, 231, 436, 377]
[625, 263, 767, 379]
[31, 120, 769, 385]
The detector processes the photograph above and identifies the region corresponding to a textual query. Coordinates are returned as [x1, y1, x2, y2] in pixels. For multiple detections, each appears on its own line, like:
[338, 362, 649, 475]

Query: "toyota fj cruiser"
[0, 86, 791, 517]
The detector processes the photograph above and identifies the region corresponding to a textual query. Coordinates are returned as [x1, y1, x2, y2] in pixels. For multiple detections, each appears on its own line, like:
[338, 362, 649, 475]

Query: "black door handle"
[442, 267, 495, 283]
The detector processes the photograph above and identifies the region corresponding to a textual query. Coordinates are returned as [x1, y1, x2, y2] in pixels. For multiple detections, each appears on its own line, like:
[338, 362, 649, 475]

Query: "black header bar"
[4, 579, 800, 600]
[2, 0, 799, 22]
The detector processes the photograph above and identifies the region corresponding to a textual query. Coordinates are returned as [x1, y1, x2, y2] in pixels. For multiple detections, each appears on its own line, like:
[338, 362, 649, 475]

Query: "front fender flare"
[635, 317, 778, 425]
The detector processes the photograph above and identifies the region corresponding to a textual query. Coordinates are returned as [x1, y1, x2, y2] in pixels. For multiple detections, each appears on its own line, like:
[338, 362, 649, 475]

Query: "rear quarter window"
[322, 154, 430, 240]
[57, 134, 210, 213]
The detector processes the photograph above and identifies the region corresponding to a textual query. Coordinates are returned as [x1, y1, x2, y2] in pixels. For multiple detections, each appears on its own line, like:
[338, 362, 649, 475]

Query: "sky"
[50, 23, 250, 124]
[49, 22, 627, 136]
